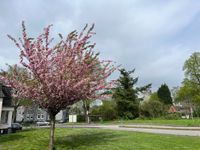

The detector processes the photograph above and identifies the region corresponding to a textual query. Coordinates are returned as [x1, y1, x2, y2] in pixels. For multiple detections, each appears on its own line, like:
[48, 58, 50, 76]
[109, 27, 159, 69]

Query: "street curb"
[119, 125, 200, 131]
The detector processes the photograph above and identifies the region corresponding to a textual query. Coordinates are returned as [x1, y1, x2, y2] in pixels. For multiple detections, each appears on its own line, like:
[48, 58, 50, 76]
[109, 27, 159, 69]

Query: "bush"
[194, 106, 200, 117]
[91, 100, 117, 121]
[163, 113, 181, 120]
[139, 100, 166, 118]
[77, 115, 85, 122]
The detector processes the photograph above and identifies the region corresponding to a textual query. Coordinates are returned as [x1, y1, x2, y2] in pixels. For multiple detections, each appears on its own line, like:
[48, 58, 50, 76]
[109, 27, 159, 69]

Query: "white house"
[0, 84, 14, 131]
[16, 106, 67, 123]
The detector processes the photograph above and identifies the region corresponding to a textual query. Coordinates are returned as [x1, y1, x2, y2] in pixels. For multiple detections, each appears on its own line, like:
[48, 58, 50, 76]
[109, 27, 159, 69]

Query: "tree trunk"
[190, 106, 194, 120]
[84, 108, 90, 124]
[48, 113, 56, 150]
[86, 110, 90, 124]
[12, 106, 17, 123]
[83, 100, 90, 124]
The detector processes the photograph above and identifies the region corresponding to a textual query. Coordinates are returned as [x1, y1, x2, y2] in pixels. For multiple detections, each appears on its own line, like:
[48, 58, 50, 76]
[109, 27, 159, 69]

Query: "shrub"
[91, 100, 117, 121]
[139, 100, 166, 118]
[194, 106, 200, 117]
[163, 113, 181, 120]
[77, 115, 85, 122]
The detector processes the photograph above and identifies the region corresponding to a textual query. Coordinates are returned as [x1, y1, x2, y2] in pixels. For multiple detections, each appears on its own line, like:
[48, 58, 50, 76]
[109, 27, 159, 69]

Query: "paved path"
[55, 124, 200, 136]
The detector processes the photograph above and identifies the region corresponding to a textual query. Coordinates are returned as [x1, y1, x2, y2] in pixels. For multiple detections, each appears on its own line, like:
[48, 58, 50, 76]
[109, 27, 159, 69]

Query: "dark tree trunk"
[12, 106, 17, 123]
[48, 113, 56, 150]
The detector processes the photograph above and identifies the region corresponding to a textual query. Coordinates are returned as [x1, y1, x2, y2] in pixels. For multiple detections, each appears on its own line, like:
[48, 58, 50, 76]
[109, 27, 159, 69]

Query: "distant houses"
[170, 102, 194, 119]
[16, 106, 67, 123]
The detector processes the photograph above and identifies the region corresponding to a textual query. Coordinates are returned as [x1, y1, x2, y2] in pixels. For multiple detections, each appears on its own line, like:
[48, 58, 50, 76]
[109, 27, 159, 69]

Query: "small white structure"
[56, 110, 67, 122]
[69, 114, 77, 123]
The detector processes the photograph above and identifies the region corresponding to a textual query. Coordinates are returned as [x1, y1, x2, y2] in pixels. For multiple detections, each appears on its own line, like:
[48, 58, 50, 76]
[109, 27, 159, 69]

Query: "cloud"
[0, 0, 200, 90]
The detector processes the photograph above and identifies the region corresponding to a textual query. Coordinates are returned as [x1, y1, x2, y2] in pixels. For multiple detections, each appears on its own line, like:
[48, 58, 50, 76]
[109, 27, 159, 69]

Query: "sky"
[0, 0, 200, 91]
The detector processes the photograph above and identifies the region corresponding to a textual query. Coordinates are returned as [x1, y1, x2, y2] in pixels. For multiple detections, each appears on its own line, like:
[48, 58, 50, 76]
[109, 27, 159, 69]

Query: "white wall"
[16, 106, 25, 122]
[55, 110, 67, 121]
[69, 115, 77, 123]
[7, 111, 13, 127]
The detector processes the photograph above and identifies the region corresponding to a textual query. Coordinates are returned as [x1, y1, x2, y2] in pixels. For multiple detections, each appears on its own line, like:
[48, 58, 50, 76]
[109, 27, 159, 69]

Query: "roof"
[168, 106, 177, 113]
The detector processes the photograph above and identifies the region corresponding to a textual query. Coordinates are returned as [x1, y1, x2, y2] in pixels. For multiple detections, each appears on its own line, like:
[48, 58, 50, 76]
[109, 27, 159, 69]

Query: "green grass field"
[1, 128, 200, 150]
[98, 118, 200, 126]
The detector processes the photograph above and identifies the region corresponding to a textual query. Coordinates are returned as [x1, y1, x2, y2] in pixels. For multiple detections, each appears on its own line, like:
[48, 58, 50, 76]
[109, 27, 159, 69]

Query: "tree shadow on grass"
[55, 129, 123, 149]
[0, 129, 37, 144]
[0, 134, 25, 144]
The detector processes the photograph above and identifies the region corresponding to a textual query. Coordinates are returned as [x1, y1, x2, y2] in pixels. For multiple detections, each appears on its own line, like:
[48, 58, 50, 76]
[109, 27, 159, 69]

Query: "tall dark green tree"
[112, 68, 151, 119]
[157, 84, 173, 105]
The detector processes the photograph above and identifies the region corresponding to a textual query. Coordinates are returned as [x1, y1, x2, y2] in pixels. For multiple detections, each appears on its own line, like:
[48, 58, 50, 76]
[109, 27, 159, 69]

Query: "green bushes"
[139, 100, 166, 118]
[91, 100, 117, 121]
[90, 99, 177, 121]
[77, 115, 85, 122]
[194, 106, 200, 117]
[163, 113, 181, 120]
[139, 100, 182, 119]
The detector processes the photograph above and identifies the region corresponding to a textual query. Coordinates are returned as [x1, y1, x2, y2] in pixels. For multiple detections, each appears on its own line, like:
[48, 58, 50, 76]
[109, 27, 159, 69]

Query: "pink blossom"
[1, 22, 118, 115]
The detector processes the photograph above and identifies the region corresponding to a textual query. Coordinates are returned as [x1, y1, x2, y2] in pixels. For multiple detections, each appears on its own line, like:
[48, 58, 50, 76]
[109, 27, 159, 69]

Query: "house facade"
[16, 106, 67, 123]
[0, 84, 14, 130]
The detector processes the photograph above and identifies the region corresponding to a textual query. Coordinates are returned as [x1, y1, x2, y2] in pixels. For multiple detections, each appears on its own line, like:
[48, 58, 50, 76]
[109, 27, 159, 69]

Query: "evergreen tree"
[112, 68, 151, 119]
[157, 83, 173, 105]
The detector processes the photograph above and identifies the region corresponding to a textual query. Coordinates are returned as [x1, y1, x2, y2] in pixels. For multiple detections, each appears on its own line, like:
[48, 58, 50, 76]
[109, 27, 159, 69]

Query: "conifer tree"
[112, 68, 151, 119]
[157, 84, 173, 105]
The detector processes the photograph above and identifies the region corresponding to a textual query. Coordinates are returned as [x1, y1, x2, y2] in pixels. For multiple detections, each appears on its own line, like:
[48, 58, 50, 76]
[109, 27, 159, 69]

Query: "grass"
[1, 128, 200, 150]
[96, 118, 200, 126]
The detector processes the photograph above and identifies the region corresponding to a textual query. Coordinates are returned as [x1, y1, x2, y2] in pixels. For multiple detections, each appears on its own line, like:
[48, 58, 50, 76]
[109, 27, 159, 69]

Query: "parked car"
[58, 120, 65, 123]
[11, 123, 22, 130]
[11, 123, 22, 133]
[36, 121, 50, 126]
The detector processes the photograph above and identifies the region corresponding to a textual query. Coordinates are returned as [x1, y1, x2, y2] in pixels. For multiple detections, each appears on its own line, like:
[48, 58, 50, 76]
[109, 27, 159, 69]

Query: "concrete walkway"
[55, 124, 200, 136]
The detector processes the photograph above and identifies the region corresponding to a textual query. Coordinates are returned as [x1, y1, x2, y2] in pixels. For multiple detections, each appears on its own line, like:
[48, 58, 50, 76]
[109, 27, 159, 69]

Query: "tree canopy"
[175, 80, 200, 105]
[176, 52, 200, 105]
[183, 52, 200, 87]
[157, 83, 173, 105]
[149, 92, 159, 101]
[112, 68, 151, 119]
[0, 22, 117, 150]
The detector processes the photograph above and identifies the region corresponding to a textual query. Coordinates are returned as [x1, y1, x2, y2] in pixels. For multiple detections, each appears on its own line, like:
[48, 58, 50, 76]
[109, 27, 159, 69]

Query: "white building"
[16, 106, 67, 123]
[0, 84, 14, 131]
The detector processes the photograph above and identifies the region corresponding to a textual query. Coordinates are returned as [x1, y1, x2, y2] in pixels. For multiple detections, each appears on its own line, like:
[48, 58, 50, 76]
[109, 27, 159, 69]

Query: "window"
[37, 114, 41, 119]
[41, 114, 44, 119]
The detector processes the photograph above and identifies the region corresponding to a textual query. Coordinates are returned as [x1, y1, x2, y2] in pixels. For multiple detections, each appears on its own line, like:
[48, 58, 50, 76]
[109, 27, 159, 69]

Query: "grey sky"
[1, 0, 200, 90]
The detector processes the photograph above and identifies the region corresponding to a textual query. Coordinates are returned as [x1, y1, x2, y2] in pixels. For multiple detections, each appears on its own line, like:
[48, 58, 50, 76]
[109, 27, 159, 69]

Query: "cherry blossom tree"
[0, 22, 117, 150]
[0, 64, 33, 122]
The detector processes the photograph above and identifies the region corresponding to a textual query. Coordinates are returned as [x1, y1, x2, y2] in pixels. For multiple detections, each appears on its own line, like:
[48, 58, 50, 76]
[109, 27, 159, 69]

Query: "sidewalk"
[119, 124, 200, 130]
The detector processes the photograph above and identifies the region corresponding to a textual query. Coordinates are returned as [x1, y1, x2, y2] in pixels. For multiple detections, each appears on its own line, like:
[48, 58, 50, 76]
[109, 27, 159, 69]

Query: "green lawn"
[98, 118, 200, 126]
[1, 128, 200, 150]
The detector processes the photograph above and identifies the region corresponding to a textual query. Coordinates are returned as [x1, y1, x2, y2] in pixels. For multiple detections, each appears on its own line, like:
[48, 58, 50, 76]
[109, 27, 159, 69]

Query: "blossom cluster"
[1, 22, 117, 114]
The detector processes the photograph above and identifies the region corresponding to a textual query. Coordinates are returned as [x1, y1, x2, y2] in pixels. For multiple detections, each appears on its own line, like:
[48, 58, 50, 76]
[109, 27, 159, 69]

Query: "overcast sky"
[0, 0, 200, 91]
